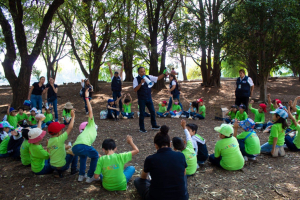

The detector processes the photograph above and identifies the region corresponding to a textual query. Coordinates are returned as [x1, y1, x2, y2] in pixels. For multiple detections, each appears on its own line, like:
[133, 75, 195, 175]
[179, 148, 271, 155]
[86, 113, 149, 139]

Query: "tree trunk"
[259, 75, 267, 102]
[200, 45, 208, 86]
[180, 54, 187, 80]
[123, 49, 134, 82]
[247, 51, 259, 85]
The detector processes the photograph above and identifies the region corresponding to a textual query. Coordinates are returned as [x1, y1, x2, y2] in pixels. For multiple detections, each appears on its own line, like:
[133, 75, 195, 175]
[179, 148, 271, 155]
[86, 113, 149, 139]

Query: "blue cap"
[108, 99, 114, 103]
[239, 104, 246, 110]
[239, 118, 255, 132]
[270, 108, 288, 119]
[1, 121, 14, 129]
[9, 107, 16, 113]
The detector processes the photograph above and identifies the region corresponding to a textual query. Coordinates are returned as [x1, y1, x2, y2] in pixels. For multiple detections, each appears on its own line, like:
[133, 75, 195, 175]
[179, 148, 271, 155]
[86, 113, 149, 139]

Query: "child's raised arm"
[66, 110, 75, 135]
[7, 105, 10, 115]
[121, 94, 127, 105]
[286, 107, 297, 127]
[181, 119, 192, 141]
[126, 135, 139, 156]
[115, 95, 123, 106]
[85, 89, 93, 119]
[128, 93, 132, 102]
[292, 96, 300, 112]
[233, 120, 239, 138]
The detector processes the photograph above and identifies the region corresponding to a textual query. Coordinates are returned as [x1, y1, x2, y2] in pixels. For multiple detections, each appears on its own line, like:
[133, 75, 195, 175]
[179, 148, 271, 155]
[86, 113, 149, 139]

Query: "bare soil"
[0, 78, 300, 200]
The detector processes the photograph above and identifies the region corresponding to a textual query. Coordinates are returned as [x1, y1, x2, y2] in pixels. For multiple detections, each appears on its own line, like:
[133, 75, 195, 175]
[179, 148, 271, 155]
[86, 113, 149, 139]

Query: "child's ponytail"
[274, 114, 288, 130]
[154, 125, 170, 148]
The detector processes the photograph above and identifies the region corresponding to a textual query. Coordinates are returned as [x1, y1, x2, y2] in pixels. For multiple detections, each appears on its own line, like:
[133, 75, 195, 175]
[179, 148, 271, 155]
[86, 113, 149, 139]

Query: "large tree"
[0, 0, 64, 107]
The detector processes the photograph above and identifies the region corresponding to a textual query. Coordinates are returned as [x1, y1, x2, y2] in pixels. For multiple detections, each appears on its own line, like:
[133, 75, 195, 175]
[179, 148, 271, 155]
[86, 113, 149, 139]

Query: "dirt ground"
[0, 78, 300, 200]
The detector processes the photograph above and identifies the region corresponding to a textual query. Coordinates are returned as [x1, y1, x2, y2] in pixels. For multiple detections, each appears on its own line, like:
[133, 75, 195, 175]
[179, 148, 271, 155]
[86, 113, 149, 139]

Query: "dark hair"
[154, 125, 170, 148]
[64, 108, 71, 114]
[40, 76, 45, 80]
[274, 114, 288, 129]
[169, 74, 178, 82]
[124, 99, 131, 104]
[138, 67, 145, 72]
[191, 101, 198, 112]
[186, 123, 198, 134]
[172, 137, 185, 151]
[231, 105, 238, 109]
[22, 129, 29, 140]
[102, 139, 117, 150]
[225, 134, 233, 138]
[18, 107, 24, 111]
[239, 69, 245, 74]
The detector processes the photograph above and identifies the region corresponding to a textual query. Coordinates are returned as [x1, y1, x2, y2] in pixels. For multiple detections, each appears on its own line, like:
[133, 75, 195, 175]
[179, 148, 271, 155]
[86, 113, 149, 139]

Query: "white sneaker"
[171, 115, 175, 118]
[272, 148, 279, 157]
[157, 115, 160, 118]
[188, 117, 192, 120]
[278, 146, 285, 156]
[180, 115, 186, 118]
[78, 174, 88, 182]
[86, 176, 100, 183]
[86, 112, 89, 115]
[243, 156, 248, 162]
[248, 157, 256, 161]
[123, 116, 128, 119]
[112, 113, 115, 119]
[174, 115, 180, 118]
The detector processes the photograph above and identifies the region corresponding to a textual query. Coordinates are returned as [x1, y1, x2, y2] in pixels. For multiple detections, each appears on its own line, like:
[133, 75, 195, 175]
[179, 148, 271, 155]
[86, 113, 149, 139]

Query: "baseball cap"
[9, 107, 16, 113]
[1, 121, 14, 129]
[231, 105, 238, 109]
[239, 118, 255, 132]
[270, 108, 288, 119]
[114, 71, 119, 74]
[197, 99, 203, 103]
[48, 122, 65, 135]
[162, 101, 167, 104]
[30, 107, 38, 113]
[214, 124, 233, 137]
[239, 104, 246, 110]
[79, 122, 98, 133]
[28, 128, 47, 143]
[108, 99, 114, 103]
[275, 99, 282, 105]
[259, 103, 267, 113]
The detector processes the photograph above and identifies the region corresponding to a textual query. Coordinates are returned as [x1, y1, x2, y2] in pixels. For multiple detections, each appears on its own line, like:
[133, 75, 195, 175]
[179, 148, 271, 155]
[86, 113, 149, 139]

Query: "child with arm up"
[121, 94, 134, 119]
[249, 100, 266, 129]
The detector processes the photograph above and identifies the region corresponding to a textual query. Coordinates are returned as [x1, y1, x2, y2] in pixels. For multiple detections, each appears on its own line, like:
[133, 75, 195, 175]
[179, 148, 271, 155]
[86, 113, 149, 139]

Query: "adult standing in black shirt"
[45, 77, 58, 122]
[134, 125, 189, 200]
[108, 62, 124, 112]
[28, 76, 46, 111]
[235, 69, 254, 112]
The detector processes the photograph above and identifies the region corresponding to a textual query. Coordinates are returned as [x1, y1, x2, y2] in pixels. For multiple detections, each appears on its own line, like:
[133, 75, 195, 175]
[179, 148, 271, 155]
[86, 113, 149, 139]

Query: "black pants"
[134, 178, 151, 200]
[235, 96, 249, 113]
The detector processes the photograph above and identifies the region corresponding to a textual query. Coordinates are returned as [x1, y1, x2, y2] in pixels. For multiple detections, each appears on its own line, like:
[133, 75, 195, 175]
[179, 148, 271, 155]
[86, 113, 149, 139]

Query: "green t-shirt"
[228, 111, 236, 119]
[158, 103, 167, 113]
[214, 137, 244, 171]
[94, 152, 132, 191]
[268, 123, 285, 146]
[7, 114, 18, 129]
[123, 103, 132, 113]
[0, 136, 10, 154]
[198, 105, 206, 118]
[74, 117, 97, 146]
[62, 109, 71, 118]
[249, 105, 265, 123]
[20, 139, 31, 165]
[270, 104, 275, 111]
[47, 132, 68, 167]
[172, 104, 181, 112]
[17, 113, 28, 122]
[293, 125, 300, 149]
[236, 131, 261, 155]
[235, 111, 248, 121]
[29, 144, 50, 173]
[44, 112, 53, 123]
[182, 140, 197, 175]
[28, 115, 37, 125]
[289, 115, 299, 130]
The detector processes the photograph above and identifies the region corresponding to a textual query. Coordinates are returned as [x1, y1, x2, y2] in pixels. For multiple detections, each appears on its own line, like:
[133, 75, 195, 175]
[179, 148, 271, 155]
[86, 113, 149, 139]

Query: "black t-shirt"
[31, 82, 46, 95]
[46, 83, 58, 99]
[144, 147, 188, 200]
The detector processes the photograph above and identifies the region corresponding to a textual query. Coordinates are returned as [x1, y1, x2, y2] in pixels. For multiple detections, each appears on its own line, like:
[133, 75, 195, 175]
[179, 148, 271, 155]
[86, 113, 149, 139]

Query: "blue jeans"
[260, 142, 281, 154]
[72, 144, 99, 178]
[83, 97, 92, 113]
[170, 111, 182, 116]
[121, 112, 134, 119]
[209, 154, 222, 168]
[285, 135, 300, 152]
[0, 153, 9, 158]
[255, 124, 263, 129]
[194, 114, 205, 119]
[51, 154, 78, 172]
[225, 118, 232, 123]
[48, 98, 58, 121]
[182, 111, 195, 118]
[31, 94, 43, 110]
[138, 99, 157, 130]
[35, 159, 54, 175]
[238, 139, 256, 158]
[113, 91, 122, 111]
[263, 122, 273, 129]
[100, 166, 135, 183]
[107, 109, 120, 119]
[156, 112, 169, 117]
[64, 119, 70, 125]
[167, 94, 183, 111]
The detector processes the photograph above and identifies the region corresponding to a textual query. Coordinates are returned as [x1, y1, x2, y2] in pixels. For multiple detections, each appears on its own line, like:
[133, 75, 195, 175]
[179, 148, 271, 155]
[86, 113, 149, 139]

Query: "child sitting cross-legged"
[172, 120, 197, 176]
[235, 104, 248, 122]
[0, 121, 14, 157]
[249, 100, 266, 129]
[44, 106, 54, 127]
[225, 105, 238, 124]
[233, 118, 261, 161]
[107, 96, 122, 120]
[47, 110, 78, 178]
[121, 94, 134, 119]
[6, 127, 24, 159]
[285, 107, 300, 152]
[156, 100, 169, 118]
[93, 135, 139, 191]
[209, 124, 244, 170]
[20, 129, 31, 166]
[186, 123, 209, 165]
[17, 107, 28, 127]
[193, 98, 206, 120]
[182, 101, 198, 119]
[7, 105, 18, 129]
[168, 96, 182, 118]
[28, 107, 38, 128]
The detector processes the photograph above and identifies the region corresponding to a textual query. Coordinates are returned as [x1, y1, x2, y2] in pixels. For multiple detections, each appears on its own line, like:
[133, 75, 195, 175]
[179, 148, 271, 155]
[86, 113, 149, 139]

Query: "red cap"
[162, 101, 167, 104]
[197, 99, 203, 103]
[48, 122, 65, 135]
[275, 99, 282, 105]
[259, 103, 267, 113]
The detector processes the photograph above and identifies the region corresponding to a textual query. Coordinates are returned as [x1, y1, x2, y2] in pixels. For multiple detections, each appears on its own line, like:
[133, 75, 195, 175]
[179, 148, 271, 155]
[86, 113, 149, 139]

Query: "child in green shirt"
[249, 100, 266, 129]
[16, 107, 28, 127]
[121, 93, 134, 119]
[285, 107, 300, 152]
[209, 124, 244, 171]
[225, 105, 238, 124]
[47, 110, 78, 178]
[233, 118, 261, 161]
[261, 108, 288, 157]
[44, 106, 54, 126]
[193, 98, 205, 120]
[94, 135, 139, 191]
[172, 120, 197, 176]
[157, 100, 169, 117]
[0, 121, 14, 157]
[63, 102, 73, 125]
[235, 104, 248, 122]
[7, 105, 18, 129]
[169, 96, 182, 118]
[20, 129, 31, 166]
[28, 107, 38, 128]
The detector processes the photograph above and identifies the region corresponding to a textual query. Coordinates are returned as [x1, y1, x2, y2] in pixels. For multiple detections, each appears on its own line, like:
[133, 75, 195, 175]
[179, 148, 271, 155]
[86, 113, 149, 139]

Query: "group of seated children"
[107, 93, 135, 120]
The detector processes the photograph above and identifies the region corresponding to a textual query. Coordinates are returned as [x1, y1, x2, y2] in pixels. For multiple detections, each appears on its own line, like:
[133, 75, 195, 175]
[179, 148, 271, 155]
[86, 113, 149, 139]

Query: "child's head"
[161, 101, 167, 107]
[258, 103, 267, 113]
[172, 137, 185, 151]
[239, 104, 246, 112]
[169, 74, 177, 82]
[108, 99, 115, 106]
[271, 109, 288, 129]
[186, 123, 198, 136]
[214, 124, 233, 139]
[102, 139, 117, 153]
[231, 105, 238, 112]
[48, 122, 65, 136]
[191, 101, 198, 108]
[239, 118, 255, 132]
[9, 107, 17, 116]
[28, 128, 46, 144]
[272, 99, 281, 106]
[124, 98, 131, 105]
[45, 106, 51, 114]
[18, 107, 25, 114]
[154, 125, 170, 149]
[30, 107, 37, 116]
[79, 121, 98, 133]
[173, 98, 179, 105]
[197, 99, 204, 106]
[22, 129, 30, 140]
[1, 121, 13, 133]
[64, 102, 73, 111]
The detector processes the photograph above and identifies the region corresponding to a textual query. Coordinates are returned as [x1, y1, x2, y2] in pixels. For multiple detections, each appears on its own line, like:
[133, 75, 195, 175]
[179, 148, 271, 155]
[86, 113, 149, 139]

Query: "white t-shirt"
[133, 75, 158, 89]
[171, 80, 177, 86]
[240, 76, 254, 86]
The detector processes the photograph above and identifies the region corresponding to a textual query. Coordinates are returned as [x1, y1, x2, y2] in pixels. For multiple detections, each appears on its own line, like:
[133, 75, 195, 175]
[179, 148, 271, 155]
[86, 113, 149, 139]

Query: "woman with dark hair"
[28, 76, 46, 111]
[45, 77, 58, 122]
[167, 74, 183, 111]
[81, 79, 93, 114]
[134, 125, 189, 200]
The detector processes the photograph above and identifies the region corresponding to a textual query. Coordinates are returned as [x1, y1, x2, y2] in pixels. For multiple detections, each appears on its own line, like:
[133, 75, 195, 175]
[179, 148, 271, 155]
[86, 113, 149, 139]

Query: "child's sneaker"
[78, 174, 88, 182]
[86, 176, 100, 183]
[123, 116, 128, 119]
[188, 116, 192, 120]
[139, 129, 147, 133]
[171, 115, 175, 118]
[193, 117, 199, 120]
[278, 146, 285, 156]
[243, 156, 248, 162]
[112, 113, 115, 119]
[248, 157, 256, 161]
[157, 115, 161, 118]
[180, 115, 186, 118]
[174, 115, 180, 118]
[164, 115, 167, 118]
[272, 148, 279, 157]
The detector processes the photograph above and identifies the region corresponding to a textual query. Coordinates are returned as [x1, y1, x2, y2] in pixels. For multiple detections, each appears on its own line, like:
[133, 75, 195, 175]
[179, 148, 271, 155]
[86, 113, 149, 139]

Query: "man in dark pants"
[133, 67, 168, 133]
[109, 62, 124, 111]
[235, 69, 254, 113]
